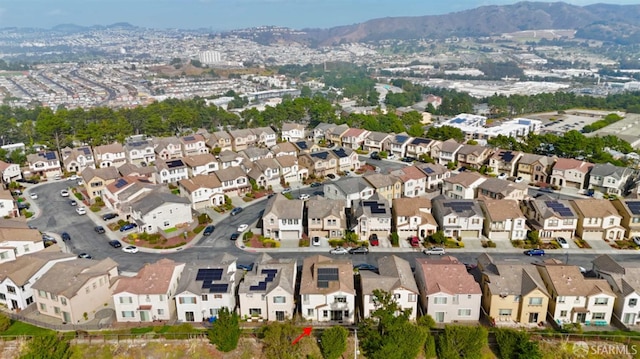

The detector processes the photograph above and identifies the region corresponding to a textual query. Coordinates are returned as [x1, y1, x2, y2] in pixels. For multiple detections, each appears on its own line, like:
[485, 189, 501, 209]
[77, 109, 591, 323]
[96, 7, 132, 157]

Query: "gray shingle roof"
[264, 193, 304, 220]
[130, 190, 190, 215]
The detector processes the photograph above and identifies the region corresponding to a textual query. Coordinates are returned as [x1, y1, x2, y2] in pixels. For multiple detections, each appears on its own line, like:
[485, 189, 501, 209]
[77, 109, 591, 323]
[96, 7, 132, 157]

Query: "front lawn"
[2, 320, 54, 336]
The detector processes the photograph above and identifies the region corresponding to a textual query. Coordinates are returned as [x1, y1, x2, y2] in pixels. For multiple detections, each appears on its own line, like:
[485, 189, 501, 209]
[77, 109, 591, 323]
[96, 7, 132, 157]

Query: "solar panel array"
[396, 135, 409, 143]
[311, 152, 329, 160]
[114, 178, 129, 188]
[332, 148, 348, 158]
[423, 167, 434, 174]
[545, 201, 574, 217]
[249, 268, 279, 292]
[128, 141, 148, 148]
[627, 202, 640, 215]
[41, 151, 57, 160]
[166, 159, 184, 168]
[443, 201, 474, 213]
[196, 268, 229, 293]
[411, 138, 430, 145]
[295, 141, 308, 150]
[80, 147, 92, 155]
[363, 201, 386, 214]
[183, 136, 196, 141]
[500, 151, 515, 163]
[317, 267, 338, 288]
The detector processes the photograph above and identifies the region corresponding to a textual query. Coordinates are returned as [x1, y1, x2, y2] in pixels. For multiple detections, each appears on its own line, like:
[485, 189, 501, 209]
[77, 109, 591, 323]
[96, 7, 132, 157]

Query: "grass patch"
[2, 321, 54, 336]
[163, 227, 177, 234]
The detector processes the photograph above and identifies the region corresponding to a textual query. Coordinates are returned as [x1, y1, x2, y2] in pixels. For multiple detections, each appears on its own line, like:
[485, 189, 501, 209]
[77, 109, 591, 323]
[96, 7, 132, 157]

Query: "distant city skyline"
[1, 1, 638, 31]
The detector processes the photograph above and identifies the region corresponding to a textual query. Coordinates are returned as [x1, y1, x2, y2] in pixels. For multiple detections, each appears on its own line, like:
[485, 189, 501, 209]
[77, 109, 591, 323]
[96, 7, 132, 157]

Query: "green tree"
[321, 326, 348, 359]
[437, 325, 487, 359]
[494, 328, 542, 359]
[0, 313, 10, 331]
[425, 125, 464, 142]
[19, 334, 71, 359]
[359, 289, 428, 359]
[258, 322, 306, 359]
[207, 307, 241, 352]
[429, 231, 446, 245]
[34, 108, 70, 151]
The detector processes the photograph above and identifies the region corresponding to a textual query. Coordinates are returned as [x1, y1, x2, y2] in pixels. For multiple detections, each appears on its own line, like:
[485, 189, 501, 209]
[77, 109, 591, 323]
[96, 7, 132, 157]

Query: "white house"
[61, 146, 95, 174]
[392, 197, 437, 240]
[389, 134, 413, 158]
[352, 196, 392, 240]
[214, 166, 250, 195]
[252, 127, 278, 148]
[262, 194, 304, 241]
[183, 154, 219, 177]
[174, 255, 238, 322]
[432, 198, 485, 240]
[124, 137, 156, 166]
[94, 143, 127, 168]
[113, 259, 185, 322]
[361, 256, 419, 320]
[154, 159, 189, 184]
[128, 190, 193, 233]
[26, 151, 62, 178]
[0, 189, 16, 218]
[281, 122, 306, 142]
[480, 199, 528, 241]
[0, 161, 21, 184]
[323, 177, 374, 209]
[300, 255, 355, 324]
[180, 134, 208, 157]
[178, 175, 225, 210]
[0, 225, 46, 263]
[592, 255, 640, 327]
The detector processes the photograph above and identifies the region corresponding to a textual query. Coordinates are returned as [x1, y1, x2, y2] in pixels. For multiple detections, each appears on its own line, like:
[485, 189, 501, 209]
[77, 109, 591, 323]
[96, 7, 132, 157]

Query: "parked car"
[94, 226, 106, 234]
[524, 248, 545, 256]
[237, 224, 249, 232]
[409, 236, 420, 247]
[75, 207, 86, 215]
[497, 173, 507, 180]
[423, 246, 446, 255]
[556, 237, 569, 249]
[61, 232, 71, 241]
[327, 173, 336, 179]
[281, 188, 292, 194]
[108, 240, 122, 248]
[310, 182, 322, 188]
[230, 207, 243, 216]
[237, 263, 254, 271]
[77, 253, 92, 259]
[203, 225, 215, 236]
[633, 236, 640, 246]
[369, 234, 379, 246]
[29, 192, 38, 199]
[60, 189, 69, 197]
[122, 246, 139, 254]
[401, 157, 415, 163]
[68, 175, 79, 181]
[387, 153, 396, 160]
[230, 233, 240, 241]
[353, 263, 378, 272]
[370, 152, 381, 160]
[329, 247, 349, 255]
[119, 223, 137, 232]
[69, 200, 77, 206]
[311, 236, 321, 247]
[514, 177, 524, 183]
[102, 213, 119, 221]
[349, 246, 369, 254]
[299, 194, 310, 200]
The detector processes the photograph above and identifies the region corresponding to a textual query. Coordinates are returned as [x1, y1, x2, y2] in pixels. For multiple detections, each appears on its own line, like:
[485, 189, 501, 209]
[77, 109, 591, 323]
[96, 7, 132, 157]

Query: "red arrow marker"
[291, 327, 313, 345]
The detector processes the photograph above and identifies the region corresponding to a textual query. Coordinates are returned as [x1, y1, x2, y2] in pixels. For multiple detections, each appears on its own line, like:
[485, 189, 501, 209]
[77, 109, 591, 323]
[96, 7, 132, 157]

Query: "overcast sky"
[0, 1, 637, 30]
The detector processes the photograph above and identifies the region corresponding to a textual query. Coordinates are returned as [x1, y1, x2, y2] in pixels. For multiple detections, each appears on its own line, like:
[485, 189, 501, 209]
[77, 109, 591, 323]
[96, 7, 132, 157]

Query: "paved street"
[22, 180, 640, 274]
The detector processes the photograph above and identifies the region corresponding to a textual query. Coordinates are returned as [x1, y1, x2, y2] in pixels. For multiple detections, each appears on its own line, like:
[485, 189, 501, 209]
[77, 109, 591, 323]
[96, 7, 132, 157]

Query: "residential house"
[331, 147, 361, 172]
[477, 253, 549, 326]
[218, 150, 244, 169]
[392, 197, 437, 239]
[81, 166, 121, 199]
[238, 254, 297, 322]
[521, 199, 578, 240]
[174, 255, 238, 322]
[0, 223, 47, 263]
[262, 194, 304, 241]
[363, 131, 392, 153]
[592, 255, 640, 327]
[61, 146, 95, 173]
[113, 259, 185, 322]
[442, 172, 487, 199]
[312, 123, 337, 143]
[281, 122, 306, 142]
[588, 163, 634, 196]
[389, 134, 414, 158]
[33, 258, 118, 324]
[537, 263, 615, 326]
[516, 154, 556, 185]
[206, 131, 232, 152]
[214, 166, 250, 195]
[27, 151, 62, 178]
[323, 177, 374, 209]
[477, 178, 528, 201]
[433, 139, 463, 166]
[406, 138, 439, 160]
[276, 155, 305, 185]
[0, 189, 16, 218]
[118, 163, 156, 181]
[183, 153, 219, 177]
[363, 173, 402, 206]
[415, 256, 482, 323]
[178, 175, 225, 209]
[389, 166, 427, 198]
[571, 199, 624, 241]
[300, 255, 355, 323]
[292, 140, 320, 154]
[307, 197, 347, 239]
[326, 124, 349, 147]
[352, 196, 392, 241]
[612, 199, 640, 238]
[432, 197, 484, 240]
[487, 150, 523, 177]
[549, 158, 594, 190]
[240, 147, 272, 163]
[229, 129, 257, 152]
[270, 142, 298, 157]
[340, 128, 370, 150]
[480, 199, 527, 241]
[124, 138, 156, 166]
[94, 143, 126, 168]
[298, 151, 338, 178]
[0, 161, 21, 184]
[180, 134, 208, 156]
[360, 256, 419, 320]
[154, 159, 189, 184]
[247, 158, 281, 189]
[101, 176, 156, 214]
[456, 144, 492, 170]
[252, 127, 277, 148]
[416, 163, 451, 191]
[129, 189, 192, 233]
[154, 137, 183, 160]
[0, 247, 75, 311]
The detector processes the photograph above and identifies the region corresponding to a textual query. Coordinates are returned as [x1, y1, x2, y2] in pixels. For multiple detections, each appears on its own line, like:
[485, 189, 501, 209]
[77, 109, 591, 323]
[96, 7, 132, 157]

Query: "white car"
[498, 173, 507, 180]
[29, 193, 38, 199]
[75, 207, 86, 215]
[299, 194, 310, 200]
[237, 224, 249, 232]
[514, 177, 524, 183]
[68, 175, 78, 181]
[423, 246, 446, 255]
[312, 236, 321, 246]
[633, 236, 640, 246]
[329, 247, 349, 255]
[60, 189, 70, 197]
[556, 237, 569, 249]
[387, 153, 396, 160]
[122, 245, 139, 254]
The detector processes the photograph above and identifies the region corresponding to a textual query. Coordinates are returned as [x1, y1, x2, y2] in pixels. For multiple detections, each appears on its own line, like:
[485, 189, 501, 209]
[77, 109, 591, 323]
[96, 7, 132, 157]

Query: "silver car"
[423, 246, 446, 255]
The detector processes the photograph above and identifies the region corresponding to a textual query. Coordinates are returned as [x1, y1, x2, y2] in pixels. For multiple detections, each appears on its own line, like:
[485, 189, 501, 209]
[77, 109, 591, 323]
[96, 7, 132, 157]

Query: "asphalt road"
[24, 181, 640, 274]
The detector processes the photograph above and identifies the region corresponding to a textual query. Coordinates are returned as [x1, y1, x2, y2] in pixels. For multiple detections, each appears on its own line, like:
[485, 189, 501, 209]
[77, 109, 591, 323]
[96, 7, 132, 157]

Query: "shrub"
[429, 231, 446, 245]
[417, 315, 436, 329]
[20, 334, 71, 359]
[74, 192, 83, 200]
[390, 232, 399, 247]
[321, 326, 348, 359]
[494, 328, 542, 359]
[0, 313, 10, 332]
[164, 323, 198, 340]
[437, 325, 487, 359]
[208, 308, 241, 352]
[193, 225, 205, 234]
[197, 213, 211, 224]
[424, 334, 437, 359]
[328, 239, 345, 247]
[299, 238, 310, 247]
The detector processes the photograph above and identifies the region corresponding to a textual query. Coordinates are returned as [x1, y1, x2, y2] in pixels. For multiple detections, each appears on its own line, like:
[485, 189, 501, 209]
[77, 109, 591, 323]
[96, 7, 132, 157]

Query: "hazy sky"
[0, 0, 638, 30]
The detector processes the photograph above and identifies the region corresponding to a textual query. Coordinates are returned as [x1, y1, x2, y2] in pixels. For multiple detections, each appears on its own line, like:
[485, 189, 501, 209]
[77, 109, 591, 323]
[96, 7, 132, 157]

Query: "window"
[0, 293, 5, 300]
[558, 296, 565, 303]
[560, 310, 568, 317]
[609, 218, 615, 225]
[119, 296, 133, 304]
[179, 297, 197, 304]
[214, 294, 222, 299]
[394, 293, 401, 300]
[458, 309, 472, 317]
[201, 295, 208, 301]
[145, 295, 151, 302]
[249, 308, 262, 316]
[38, 290, 46, 298]
[307, 309, 314, 316]
[209, 308, 219, 317]
[594, 298, 609, 305]
[26, 297, 33, 305]
[163, 221, 170, 227]
[408, 294, 417, 302]
[529, 297, 543, 305]
[157, 309, 164, 316]
[122, 311, 135, 318]
[303, 295, 309, 304]
[39, 303, 46, 312]
[548, 219, 558, 227]
[592, 312, 606, 320]
[563, 219, 573, 226]
[6, 286, 15, 294]
[434, 297, 447, 304]
[498, 309, 512, 316]
[323, 310, 328, 318]
[54, 307, 60, 314]
[630, 298, 638, 306]
[273, 296, 286, 304]
[60, 298, 67, 306]
[335, 296, 347, 303]
[472, 218, 480, 224]
[514, 295, 521, 302]
[159, 295, 164, 302]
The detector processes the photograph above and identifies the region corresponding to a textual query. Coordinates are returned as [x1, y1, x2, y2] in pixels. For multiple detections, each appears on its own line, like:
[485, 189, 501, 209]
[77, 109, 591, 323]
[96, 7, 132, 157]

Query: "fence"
[4, 311, 103, 332]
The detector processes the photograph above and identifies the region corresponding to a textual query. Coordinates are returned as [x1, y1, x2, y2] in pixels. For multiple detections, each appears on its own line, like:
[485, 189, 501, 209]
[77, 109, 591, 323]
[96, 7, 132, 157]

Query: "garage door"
[281, 231, 299, 240]
[489, 231, 509, 241]
[460, 230, 479, 239]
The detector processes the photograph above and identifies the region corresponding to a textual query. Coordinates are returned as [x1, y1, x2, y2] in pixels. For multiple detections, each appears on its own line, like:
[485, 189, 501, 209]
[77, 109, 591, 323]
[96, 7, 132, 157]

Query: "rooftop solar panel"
[80, 147, 91, 155]
[411, 138, 430, 145]
[317, 281, 329, 288]
[114, 178, 128, 188]
[261, 269, 278, 275]
[332, 148, 348, 158]
[166, 159, 184, 168]
[196, 268, 223, 281]
[183, 136, 196, 141]
[295, 141, 308, 150]
[209, 284, 229, 293]
[395, 135, 409, 143]
[501, 151, 515, 163]
[317, 268, 338, 282]
[310, 152, 329, 160]
[44, 152, 57, 160]
[423, 167, 434, 174]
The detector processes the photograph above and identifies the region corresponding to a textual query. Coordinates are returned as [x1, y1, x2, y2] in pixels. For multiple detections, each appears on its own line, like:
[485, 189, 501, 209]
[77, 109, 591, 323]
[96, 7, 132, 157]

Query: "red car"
[369, 234, 379, 246]
[409, 236, 420, 247]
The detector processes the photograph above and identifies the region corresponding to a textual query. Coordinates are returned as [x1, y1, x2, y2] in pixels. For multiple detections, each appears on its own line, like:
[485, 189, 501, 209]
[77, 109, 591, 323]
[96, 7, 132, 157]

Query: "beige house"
[352, 196, 392, 242]
[81, 166, 121, 199]
[442, 171, 487, 199]
[516, 154, 556, 185]
[480, 199, 527, 241]
[154, 137, 183, 160]
[571, 199, 625, 241]
[229, 129, 257, 152]
[61, 146, 95, 173]
[611, 199, 640, 239]
[32, 258, 118, 324]
[487, 150, 523, 177]
[521, 199, 578, 240]
[206, 131, 233, 152]
[363, 173, 402, 207]
[262, 194, 304, 241]
[477, 178, 528, 201]
[415, 256, 482, 323]
[456, 144, 492, 170]
[178, 175, 225, 210]
[298, 151, 338, 178]
[392, 197, 437, 239]
[477, 253, 549, 327]
[550, 158, 594, 190]
[307, 197, 346, 239]
[94, 143, 127, 168]
[238, 254, 297, 322]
